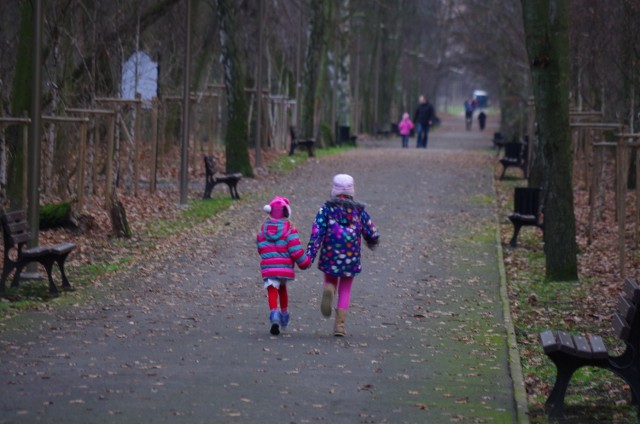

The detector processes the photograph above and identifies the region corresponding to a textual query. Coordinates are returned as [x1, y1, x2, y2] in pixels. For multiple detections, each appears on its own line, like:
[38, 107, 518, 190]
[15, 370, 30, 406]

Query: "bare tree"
[217, 0, 253, 176]
[522, 0, 578, 281]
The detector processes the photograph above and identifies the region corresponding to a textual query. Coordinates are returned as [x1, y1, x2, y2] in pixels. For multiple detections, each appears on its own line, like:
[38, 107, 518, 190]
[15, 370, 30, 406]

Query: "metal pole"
[255, 0, 264, 168]
[179, 0, 191, 205]
[28, 0, 43, 248]
[295, 3, 302, 130]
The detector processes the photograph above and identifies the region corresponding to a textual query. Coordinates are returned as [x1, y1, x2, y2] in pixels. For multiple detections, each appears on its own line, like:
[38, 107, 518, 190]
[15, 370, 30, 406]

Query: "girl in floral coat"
[306, 174, 379, 336]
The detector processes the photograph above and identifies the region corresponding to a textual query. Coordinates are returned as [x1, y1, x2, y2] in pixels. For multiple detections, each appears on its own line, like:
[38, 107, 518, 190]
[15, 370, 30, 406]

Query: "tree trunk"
[521, 0, 578, 281]
[6, 1, 33, 210]
[336, 0, 351, 128]
[217, 0, 253, 177]
[108, 192, 132, 238]
[301, 1, 329, 142]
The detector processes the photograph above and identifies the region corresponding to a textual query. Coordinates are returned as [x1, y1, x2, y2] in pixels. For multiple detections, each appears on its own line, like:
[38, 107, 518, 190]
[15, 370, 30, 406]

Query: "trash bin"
[338, 126, 351, 145]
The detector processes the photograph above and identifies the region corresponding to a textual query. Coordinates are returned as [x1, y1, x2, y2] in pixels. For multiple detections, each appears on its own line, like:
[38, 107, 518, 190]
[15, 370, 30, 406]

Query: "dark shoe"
[269, 310, 281, 335]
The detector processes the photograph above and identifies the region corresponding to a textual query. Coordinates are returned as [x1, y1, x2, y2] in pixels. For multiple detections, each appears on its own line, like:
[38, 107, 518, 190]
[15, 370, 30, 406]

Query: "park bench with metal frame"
[499, 141, 528, 179]
[288, 126, 315, 157]
[507, 187, 543, 247]
[203, 155, 242, 200]
[1, 210, 75, 295]
[539, 278, 640, 417]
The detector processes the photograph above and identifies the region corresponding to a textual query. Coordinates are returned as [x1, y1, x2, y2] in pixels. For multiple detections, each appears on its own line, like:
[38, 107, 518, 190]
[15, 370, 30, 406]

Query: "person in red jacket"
[257, 196, 311, 335]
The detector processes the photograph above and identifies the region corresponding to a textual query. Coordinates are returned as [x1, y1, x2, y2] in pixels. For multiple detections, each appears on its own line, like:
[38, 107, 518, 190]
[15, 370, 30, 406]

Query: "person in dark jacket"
[478, 110, 487, 131]
[413, 95, 435, 148]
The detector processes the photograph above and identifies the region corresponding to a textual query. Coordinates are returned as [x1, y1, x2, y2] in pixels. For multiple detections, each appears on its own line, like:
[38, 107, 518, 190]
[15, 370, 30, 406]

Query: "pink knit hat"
[263, 196, 290, 219]
[331, 174, 355, 198]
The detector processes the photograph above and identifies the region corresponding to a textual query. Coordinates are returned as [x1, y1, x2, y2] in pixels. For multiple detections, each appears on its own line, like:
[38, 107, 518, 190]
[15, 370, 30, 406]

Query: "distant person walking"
[478, 111, 487, 131]
[464, 98, 475, 130]
[306, 174, 380, 337]
[397, 112, 414, 148]
[413, 95, 435, 148]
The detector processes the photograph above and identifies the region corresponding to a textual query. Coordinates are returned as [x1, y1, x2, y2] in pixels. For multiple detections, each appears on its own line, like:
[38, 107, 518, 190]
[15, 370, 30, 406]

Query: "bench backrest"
[513, 187, 541, 216]
[504, 142, 524, 159]
[1, 210, 32, 250]
[289, 126, 298, 141]
[204, 155, 216, 176]
[613, 279, 640, 345]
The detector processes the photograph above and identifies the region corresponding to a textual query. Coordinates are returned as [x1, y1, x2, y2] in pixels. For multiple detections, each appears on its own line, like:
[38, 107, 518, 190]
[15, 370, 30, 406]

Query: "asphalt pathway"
[0, 114, 527, 423]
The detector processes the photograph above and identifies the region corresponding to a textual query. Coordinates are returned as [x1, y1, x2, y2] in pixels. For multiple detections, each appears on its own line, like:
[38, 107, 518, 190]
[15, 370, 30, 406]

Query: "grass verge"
[495, 172, 637, 423]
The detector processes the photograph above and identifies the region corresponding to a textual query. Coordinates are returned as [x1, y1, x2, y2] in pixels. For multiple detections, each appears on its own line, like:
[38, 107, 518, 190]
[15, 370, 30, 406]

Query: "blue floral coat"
[306, 198, 379, 277]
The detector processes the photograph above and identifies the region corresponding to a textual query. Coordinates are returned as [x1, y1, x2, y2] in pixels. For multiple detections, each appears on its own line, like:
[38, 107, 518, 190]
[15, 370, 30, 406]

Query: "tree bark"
[6, 0, 33, 209]
[336, 0, 351, 128]
[301, 1, 330, 142]
[521, 0, 578, 281]
[217, 0, 253, 177]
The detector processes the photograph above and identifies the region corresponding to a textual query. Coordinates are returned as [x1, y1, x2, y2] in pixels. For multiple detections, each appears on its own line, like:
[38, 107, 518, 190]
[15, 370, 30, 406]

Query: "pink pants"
[324, 274, 354, 310]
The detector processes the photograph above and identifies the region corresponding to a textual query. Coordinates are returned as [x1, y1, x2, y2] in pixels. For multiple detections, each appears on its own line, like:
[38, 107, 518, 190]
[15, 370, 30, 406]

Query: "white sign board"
[121, 51, 158, 104]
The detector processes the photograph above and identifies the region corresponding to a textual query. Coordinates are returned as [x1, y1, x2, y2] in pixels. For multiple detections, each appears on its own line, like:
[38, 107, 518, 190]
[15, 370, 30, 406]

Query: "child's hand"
[299, 257, 312, 270]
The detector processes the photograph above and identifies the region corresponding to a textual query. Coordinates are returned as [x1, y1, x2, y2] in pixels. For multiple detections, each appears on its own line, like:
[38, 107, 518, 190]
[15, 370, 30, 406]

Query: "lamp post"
[28, 0, 43, 248]
[255, 0, 265, 168]
[179, 0, 191, 206]
[351, 13, 364, 135]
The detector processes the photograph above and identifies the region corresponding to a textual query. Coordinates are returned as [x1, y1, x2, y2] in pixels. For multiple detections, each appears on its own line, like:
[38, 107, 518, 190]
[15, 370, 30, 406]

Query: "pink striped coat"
[257, 219, 311, 280]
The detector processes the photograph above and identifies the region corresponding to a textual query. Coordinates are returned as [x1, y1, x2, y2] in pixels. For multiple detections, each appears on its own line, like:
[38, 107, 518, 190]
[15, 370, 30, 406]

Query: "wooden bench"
[1, 210, 75, 295]
[288, 126, 315, 157]
[540, 278, 640, 417]
[507, 187, 543, 247]
[203, 155, 242, 200]
[499, 141, 527, 179]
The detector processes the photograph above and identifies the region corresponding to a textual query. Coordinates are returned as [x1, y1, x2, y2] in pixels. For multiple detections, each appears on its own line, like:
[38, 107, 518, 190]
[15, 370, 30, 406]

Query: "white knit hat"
[331, 174, 355, 197]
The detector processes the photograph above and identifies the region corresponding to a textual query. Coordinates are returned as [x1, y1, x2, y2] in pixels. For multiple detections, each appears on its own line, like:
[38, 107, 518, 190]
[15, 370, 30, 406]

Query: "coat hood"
[261, 218, 291, 241]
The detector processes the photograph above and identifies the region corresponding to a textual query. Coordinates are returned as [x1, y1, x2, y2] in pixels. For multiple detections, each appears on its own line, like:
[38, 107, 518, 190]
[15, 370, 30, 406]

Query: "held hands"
[298, 256, 312, 270]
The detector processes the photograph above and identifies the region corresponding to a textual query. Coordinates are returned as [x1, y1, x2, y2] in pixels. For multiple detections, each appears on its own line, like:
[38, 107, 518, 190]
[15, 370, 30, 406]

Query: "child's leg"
[321, 274, 338, 317]
[266, 284, 282, 335]
[335, 276, 354, 310]
[267, 285, 279, 311]
[278, 282, 290, 329]
[324, 274, 338, 290]
[278, 283, 288, 313]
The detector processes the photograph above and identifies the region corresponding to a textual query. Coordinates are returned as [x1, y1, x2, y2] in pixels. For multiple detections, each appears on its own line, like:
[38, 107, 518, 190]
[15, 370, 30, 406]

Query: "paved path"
[0, 114, 527, 423]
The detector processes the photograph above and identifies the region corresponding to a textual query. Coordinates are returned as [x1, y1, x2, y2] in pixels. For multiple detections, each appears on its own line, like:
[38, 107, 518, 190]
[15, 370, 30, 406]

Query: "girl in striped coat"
[257, 196, 311, 335]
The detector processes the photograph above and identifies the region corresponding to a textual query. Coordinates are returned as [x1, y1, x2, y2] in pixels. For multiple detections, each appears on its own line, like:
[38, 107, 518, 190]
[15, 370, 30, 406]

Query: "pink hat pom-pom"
[263, 205, 272, 213]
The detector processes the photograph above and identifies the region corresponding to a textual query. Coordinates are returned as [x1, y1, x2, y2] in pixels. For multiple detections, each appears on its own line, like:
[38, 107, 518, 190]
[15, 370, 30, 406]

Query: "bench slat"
[624, 279, 640, 304]
[8, 232, 31, 246]
[51, 243, 76, 255]
[572, 335, 593, 358]
[22, 246, 53, 257]
[588, 335, 608, 359]
[617, 294, 636, 323]
[613, 312, 631, 341]
[3, 210, 26, 222]
[556, 331, 576, 354]
[540, 330, 559, 353]
[8, 220, 29, 233]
